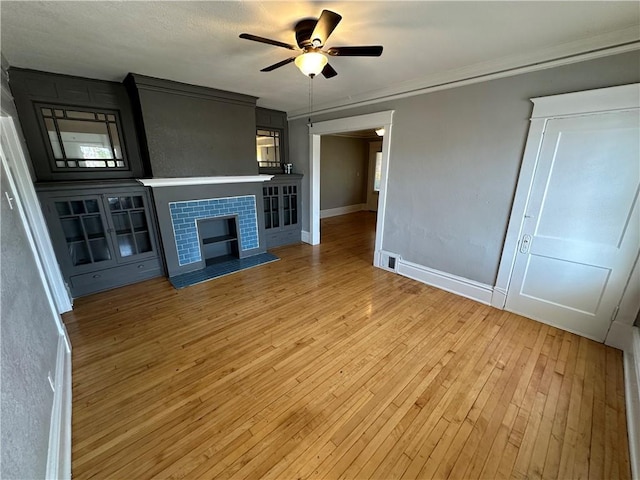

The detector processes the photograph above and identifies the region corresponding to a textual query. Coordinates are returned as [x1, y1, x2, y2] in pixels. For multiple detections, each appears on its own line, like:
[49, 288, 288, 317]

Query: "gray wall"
[1, 57, 60, 480]
[290, 51, 640, 285]
[130, 75, 258, 178]
[320, 135, 368, 210]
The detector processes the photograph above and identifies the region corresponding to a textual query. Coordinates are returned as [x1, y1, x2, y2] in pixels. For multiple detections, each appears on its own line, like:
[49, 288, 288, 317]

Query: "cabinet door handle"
[93, 274, 101, 279]
[137, 264, 144, 269]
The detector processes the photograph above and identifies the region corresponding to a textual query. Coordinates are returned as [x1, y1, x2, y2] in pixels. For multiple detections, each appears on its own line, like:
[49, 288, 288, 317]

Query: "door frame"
[0, 116, 73, 313]
[307, 111, 394, 268]
[493, 83, 640, 337]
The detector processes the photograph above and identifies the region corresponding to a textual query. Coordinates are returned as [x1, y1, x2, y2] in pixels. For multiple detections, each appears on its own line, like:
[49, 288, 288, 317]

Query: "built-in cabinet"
[263, 174, 302, 248]
[10, 67, 301, 296]
[38, 182, 162, 297]
[9, 68, 146, 182]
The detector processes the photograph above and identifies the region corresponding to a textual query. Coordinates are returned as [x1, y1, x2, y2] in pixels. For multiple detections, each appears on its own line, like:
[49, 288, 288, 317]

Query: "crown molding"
[288, 26, 640, 120]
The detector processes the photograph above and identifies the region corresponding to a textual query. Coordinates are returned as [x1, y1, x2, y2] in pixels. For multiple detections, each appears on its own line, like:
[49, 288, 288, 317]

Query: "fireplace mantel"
[138, 175, 273, 188]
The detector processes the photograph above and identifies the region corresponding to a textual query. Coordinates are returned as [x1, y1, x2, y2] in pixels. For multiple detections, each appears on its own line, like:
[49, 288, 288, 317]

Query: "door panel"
[104, 193, 157, 262]
[535, 121, 639, 246]
[505, 110, 639, 341]
[520, 255, 610, 314]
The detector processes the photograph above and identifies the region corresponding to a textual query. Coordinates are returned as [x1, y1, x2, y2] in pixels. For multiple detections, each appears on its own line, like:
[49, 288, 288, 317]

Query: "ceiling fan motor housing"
[295, 19, 318, 49]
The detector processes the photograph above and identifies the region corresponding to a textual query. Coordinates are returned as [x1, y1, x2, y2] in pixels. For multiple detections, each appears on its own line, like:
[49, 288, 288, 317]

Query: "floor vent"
[379, 251, 400, 273]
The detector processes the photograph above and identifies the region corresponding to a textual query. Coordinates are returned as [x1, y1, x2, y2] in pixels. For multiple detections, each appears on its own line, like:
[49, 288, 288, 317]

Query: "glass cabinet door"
[263, 186, 280, 230]
[105, 194, 154, 260]
[53, 197, 115, 269]
[282, 184, 298, 226]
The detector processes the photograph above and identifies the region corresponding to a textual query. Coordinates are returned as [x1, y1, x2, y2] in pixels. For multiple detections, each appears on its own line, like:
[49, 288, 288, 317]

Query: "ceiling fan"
[239, 9, 383, 79]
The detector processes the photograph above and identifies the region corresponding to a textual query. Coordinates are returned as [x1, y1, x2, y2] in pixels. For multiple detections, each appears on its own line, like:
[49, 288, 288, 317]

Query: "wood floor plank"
[589, 342, 606, 480]
[63, 211, 632, 480]
[542, 333, 580, 480]
[557, 336, 589, 479]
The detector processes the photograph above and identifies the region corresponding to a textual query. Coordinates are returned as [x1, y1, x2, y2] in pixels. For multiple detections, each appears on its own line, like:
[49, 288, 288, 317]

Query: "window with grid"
[39, 105, 128, 170]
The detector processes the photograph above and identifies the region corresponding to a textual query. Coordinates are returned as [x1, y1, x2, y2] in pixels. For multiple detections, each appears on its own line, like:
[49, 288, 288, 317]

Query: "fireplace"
[169, 195, 259, 268]
[197, 215, 239, 266]
[139, 175, 273, 277]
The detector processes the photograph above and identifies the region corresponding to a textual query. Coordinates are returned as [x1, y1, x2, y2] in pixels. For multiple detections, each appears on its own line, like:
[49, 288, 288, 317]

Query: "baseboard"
[396, 259, 494, 305]
[490, 287, 507, 309]
[606, 317, 639, 479]
[624, 327, 640, 480]
[606, 320, 635, 353]
[320, 204, 365, 219]
[46, 335, 71, 480]
[301, 230, 311, 244]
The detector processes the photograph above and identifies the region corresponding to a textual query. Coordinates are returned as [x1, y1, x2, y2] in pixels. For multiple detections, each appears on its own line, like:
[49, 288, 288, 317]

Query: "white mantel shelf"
[137, 175, 274, 188]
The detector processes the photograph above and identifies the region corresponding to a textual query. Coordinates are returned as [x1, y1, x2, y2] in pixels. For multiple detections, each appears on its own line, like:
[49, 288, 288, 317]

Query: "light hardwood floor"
[64, 211, 631, 479]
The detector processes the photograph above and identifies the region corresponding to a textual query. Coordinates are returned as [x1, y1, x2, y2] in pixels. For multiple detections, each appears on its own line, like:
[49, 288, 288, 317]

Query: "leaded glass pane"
[39, 105, 128, 170]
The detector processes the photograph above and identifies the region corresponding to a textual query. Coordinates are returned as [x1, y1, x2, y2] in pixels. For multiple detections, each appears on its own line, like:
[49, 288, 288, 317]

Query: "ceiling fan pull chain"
[308, 75, 314, 127]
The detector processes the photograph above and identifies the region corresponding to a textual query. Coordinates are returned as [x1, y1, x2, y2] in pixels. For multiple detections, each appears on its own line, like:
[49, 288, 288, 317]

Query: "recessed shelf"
[204, 254, 238, 267]
[203, 234, 238, 245]
[197, 216, 239, 265]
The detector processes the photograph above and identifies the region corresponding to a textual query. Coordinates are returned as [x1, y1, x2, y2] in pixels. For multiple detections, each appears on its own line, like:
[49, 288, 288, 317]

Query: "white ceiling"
[1, 1, 639, 115]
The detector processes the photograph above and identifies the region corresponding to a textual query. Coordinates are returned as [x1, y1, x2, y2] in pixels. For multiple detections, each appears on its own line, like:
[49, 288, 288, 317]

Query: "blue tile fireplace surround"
[169, 195, 259, 267]
[141, 177, 271, 279]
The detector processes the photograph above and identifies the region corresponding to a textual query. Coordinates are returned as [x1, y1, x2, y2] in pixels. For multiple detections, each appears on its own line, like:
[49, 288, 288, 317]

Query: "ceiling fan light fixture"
[295, 52, 328, 77]
[375, 128, 385, 136]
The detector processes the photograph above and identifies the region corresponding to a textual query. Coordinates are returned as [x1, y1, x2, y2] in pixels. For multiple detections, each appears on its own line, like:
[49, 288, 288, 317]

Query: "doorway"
[308, 111, 394, 268]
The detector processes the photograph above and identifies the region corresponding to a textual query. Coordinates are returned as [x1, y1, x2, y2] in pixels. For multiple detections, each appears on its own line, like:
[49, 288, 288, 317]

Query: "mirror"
[41, 107, 126, 169]
[256, 129, 281, 168]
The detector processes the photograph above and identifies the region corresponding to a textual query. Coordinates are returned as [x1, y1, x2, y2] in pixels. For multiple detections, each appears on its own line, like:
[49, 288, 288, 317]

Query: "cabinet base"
[69, 259, 162, 297]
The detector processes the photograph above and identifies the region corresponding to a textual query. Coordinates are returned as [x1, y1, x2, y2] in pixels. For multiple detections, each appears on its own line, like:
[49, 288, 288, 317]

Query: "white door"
[366, 141, 382, 211]
[505, 110, 639, 341]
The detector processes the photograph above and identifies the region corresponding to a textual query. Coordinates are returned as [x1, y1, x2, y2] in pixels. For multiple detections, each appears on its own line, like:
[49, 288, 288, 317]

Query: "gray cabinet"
[38, 182, 162, 297]
[263, 175, 302, 248]
[9, 68, 146, 182]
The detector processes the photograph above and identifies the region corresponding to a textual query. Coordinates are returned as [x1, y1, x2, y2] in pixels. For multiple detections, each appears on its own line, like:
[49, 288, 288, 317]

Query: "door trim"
[0, 116, 73, 313]
[493, 84, 640, 336]
[307, 111, 394, 269]
[1, 147, 72, 477]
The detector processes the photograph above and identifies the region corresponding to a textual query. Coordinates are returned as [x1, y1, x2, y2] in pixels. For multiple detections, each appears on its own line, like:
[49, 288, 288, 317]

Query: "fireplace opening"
[197, 215, 239, 266]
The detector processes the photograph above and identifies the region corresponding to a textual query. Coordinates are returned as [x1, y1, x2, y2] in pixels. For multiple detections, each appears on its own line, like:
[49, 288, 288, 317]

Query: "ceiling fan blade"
[239, 33, 296, 50]
[321, 63, 338, 79]
[310, 10, 342, 46]
[326, 46, 383, 57]
[260, 57, 297, 72]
